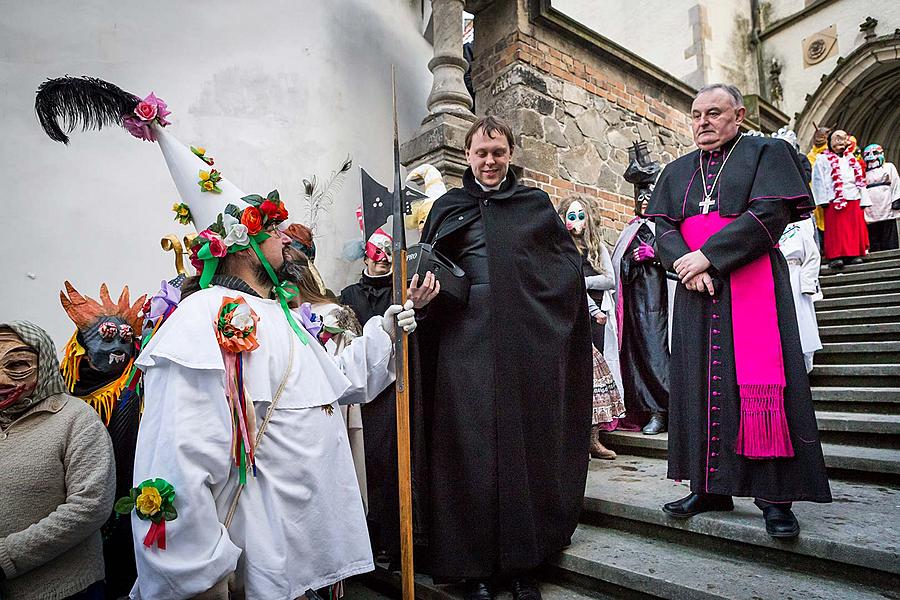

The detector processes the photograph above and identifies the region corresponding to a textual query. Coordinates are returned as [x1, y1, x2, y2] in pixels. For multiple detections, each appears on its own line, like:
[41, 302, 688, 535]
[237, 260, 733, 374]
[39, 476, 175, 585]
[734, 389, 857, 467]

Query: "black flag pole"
[390, 65, 415, 600]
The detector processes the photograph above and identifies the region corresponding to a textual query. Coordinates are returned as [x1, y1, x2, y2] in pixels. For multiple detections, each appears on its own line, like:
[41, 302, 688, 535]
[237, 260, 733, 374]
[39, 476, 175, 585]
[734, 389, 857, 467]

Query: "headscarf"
[0, 320, 67, 428]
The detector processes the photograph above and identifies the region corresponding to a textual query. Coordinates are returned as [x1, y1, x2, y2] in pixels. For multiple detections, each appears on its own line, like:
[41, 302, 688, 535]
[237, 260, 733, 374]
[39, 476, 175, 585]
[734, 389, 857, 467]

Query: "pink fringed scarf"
[681, 212, 794, 459]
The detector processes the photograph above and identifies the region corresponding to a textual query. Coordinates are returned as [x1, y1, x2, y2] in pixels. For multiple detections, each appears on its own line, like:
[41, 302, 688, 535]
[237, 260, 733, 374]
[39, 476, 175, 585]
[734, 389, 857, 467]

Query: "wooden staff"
[390, 66, 415, 600]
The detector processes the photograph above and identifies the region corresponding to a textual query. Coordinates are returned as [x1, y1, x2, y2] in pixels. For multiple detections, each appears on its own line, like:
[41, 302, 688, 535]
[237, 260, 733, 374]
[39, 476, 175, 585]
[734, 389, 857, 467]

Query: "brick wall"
[470, 13, 695, 243]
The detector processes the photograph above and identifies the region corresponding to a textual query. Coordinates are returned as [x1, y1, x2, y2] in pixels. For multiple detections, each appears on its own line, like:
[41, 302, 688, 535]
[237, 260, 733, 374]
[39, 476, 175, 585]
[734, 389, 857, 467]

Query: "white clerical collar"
[475, 174, 507, 191]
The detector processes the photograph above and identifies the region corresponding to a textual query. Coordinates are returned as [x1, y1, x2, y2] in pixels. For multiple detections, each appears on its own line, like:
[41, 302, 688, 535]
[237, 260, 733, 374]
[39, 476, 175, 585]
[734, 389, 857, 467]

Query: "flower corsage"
[122, 93, 171, 142]
[114, 478, 177, 549]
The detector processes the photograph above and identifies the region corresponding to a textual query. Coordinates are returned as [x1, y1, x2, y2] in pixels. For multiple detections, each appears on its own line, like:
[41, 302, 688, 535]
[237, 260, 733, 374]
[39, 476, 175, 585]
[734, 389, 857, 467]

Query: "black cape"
[647, 134, 831, 502]
[415, 169, 592, 579]
[340, 271, 401, 558]
[73, 362, 139, 597]
[615, 222, 670, 421]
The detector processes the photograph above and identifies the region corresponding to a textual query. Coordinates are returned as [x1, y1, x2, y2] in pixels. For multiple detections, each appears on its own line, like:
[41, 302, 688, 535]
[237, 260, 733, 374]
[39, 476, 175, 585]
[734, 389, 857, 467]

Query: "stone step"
[816, 292, 900, 310]
[820, 249, 900, 275]
[817, 323, 900, 342]
[814, 411, 900, 434]
[365, 568, 611, 600]
[820, 267, 900, 286]
[554, 524, 891, 600]
[578, 456, 900, 581]
[821, 280, 900, 298]
[815, 341, 900, 366]
[810, 363, 900, 377]
[816, 306, 900, 323]
[820, 257, 900, 275]
[597, 431, 900, 476]
[811, 386, 900, 404]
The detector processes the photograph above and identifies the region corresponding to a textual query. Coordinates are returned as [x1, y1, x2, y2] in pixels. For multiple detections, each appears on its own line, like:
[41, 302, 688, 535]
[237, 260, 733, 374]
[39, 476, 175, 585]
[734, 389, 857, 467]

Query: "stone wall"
[469, 1, 695, 241]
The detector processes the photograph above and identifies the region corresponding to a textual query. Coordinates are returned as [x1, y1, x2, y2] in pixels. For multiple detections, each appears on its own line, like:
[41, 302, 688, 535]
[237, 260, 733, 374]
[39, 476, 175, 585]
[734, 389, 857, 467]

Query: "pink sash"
[680, 212, 794, 459]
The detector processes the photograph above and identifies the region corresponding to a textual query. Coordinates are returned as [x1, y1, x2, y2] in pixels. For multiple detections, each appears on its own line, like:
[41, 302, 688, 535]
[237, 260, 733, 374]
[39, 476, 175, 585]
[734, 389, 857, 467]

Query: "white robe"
[811, 153, 870, 206]
[864, 162, 900, 223]
[779, 219, 823, 372]
[129, 287, 394, 600]
[313, 301, 368, 513]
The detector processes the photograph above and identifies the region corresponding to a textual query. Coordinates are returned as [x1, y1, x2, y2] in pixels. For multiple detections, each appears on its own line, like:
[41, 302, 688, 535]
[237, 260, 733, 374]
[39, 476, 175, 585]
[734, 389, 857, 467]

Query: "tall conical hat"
[35, 76, 311, 344]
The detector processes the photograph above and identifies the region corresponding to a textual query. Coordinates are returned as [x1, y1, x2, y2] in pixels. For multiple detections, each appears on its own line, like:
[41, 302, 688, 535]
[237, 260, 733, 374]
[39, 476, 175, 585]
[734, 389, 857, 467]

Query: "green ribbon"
[248, 236, 309, 345]
[197, 242, 220, 290]
[196, 231, 308, 344]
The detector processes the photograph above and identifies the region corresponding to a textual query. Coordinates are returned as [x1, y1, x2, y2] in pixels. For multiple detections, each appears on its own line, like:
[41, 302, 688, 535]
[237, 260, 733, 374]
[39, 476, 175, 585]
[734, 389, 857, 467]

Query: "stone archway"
[796, 33, 900, 162]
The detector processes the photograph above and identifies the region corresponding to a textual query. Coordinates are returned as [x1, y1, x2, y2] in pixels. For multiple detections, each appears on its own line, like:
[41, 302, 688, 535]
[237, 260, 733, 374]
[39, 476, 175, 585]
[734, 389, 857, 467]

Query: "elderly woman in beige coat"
[0, 321, 115, 600]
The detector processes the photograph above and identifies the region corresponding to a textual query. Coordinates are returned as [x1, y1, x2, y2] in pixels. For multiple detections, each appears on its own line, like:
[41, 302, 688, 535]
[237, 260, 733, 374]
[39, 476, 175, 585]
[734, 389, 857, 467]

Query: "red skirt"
[823, 200, 869, 259]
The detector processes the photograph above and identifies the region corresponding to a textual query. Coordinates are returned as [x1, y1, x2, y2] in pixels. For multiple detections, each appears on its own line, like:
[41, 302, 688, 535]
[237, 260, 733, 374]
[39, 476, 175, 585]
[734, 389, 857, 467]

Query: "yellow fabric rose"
[199, 170, 211, 181]
[136, 486, 163, 516]
[196, 147, 206, 155]
[203, 181, 215, 191]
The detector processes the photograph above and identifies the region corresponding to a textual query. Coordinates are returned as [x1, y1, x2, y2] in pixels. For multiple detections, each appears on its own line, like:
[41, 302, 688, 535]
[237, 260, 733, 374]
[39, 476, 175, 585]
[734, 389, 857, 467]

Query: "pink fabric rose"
[123, 116, 154, 141]
[200, 231, 228, 258]
[135, 100, 158, 121]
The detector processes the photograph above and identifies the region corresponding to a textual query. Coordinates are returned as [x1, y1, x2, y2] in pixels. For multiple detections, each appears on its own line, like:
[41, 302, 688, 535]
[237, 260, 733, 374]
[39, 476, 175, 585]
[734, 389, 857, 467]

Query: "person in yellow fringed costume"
[59, 280, 148, 598]
[807, 126, 831, 243]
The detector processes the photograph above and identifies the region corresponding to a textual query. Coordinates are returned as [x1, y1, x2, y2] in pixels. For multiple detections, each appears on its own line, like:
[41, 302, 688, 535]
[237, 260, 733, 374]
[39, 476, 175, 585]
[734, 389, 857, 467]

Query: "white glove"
[382, 300, 417, 339]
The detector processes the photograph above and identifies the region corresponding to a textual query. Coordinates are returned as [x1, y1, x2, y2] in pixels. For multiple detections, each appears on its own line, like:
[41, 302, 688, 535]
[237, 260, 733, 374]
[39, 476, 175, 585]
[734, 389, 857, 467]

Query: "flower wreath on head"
[188, 190, 310, 346]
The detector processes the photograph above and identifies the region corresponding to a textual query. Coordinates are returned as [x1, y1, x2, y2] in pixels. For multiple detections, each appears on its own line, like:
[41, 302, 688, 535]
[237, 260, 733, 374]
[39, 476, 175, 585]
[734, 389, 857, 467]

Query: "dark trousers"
[64, 580, 105, 600]
[867, 220, 899, 252]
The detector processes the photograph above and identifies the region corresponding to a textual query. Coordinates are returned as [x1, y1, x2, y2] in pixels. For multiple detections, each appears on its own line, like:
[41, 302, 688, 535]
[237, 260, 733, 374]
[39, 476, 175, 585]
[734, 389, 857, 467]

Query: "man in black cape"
[646, 84, 831, 538]
[412, 116, 592, 600]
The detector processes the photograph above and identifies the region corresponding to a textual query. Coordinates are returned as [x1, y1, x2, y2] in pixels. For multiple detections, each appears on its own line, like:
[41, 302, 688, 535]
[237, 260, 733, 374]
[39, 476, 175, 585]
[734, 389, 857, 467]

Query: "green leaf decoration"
[267, 189, 280, 202]
[225, 204, 241, 218]
[114, 497, 136, 514]
[162, 505, 178, 521]
[242, 194, 264, 206]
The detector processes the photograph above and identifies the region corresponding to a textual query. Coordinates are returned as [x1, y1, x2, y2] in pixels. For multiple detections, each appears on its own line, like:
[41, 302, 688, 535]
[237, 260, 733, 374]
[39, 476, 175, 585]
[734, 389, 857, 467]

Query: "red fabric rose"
[240, 207, 264, 235]
[276, 204, 289, 221]
[259, 200, 280, 220]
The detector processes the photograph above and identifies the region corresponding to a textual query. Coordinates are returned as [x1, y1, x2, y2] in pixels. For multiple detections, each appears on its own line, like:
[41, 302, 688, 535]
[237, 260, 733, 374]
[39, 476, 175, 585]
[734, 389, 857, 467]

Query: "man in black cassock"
[412, 116, 592, 600]
[647, 84, 831, 538]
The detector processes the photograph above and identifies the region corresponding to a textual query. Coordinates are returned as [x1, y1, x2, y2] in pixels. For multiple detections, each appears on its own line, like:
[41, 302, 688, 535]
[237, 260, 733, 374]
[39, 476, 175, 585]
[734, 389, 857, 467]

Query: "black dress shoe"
[510, 578, 542, 600]
[642, 413, 667, 435]
[828, 259, 844, 269]
[848, 257, 864, 265]
[464, 580, 493, 600]
[755, 501, 800, 538]
[662, 492, 733, 519]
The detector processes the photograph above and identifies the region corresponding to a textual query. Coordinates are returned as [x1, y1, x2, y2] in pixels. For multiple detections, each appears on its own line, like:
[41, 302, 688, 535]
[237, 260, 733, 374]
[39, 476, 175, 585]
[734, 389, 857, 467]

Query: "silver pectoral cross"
[699, 195, 716, 215]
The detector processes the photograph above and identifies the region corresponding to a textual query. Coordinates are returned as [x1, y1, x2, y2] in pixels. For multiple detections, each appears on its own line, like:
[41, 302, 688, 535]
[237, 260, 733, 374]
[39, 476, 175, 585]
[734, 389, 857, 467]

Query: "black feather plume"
[35, 76, 139, 144]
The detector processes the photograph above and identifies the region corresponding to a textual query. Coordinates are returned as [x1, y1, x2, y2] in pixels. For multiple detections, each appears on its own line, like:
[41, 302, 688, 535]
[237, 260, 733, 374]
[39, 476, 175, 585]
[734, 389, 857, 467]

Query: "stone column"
[400, 0, 477, 188]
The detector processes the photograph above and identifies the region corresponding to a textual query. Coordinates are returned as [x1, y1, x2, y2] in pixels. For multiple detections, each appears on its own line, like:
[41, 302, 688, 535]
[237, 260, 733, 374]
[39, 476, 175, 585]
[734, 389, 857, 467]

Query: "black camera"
[406, 243, 470, 306]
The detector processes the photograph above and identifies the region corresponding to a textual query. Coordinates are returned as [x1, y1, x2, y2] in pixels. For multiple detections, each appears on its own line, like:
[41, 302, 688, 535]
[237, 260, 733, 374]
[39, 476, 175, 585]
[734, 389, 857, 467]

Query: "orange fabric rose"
[241, 207, 264, 235]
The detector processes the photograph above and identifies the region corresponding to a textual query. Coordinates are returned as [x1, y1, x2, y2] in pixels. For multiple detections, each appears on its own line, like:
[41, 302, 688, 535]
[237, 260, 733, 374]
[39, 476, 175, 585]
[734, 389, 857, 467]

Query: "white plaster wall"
[551, 0, 696, 81]
[763, 0, 807, 25]
[762, 1, 900, 122]
[703, 1, 759, 94]
[0, 0, 433, 346]
[552, 0, 756, 93]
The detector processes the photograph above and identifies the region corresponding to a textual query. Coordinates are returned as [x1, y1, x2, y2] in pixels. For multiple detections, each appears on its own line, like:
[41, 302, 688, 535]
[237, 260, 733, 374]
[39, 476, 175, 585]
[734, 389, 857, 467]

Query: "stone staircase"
[362, 250, 900, 599]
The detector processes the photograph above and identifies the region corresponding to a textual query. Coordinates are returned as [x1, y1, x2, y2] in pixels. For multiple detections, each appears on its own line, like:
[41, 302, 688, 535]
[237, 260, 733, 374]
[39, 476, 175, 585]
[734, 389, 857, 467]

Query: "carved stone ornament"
[802, 25, 838, 68]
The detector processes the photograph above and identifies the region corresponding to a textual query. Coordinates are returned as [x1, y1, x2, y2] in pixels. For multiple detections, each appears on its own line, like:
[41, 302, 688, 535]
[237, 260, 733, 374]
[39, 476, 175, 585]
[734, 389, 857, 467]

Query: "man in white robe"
[130, 235, 417, 600]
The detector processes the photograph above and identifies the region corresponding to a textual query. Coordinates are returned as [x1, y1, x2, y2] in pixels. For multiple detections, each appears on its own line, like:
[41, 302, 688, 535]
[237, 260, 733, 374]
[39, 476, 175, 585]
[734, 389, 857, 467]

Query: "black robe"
[339, 272, 400, 558]
[415, 169, 592, 579]
[615, 222, 670, 420]
[72, 363, 139, 598]
[647, 134, 831, 502]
